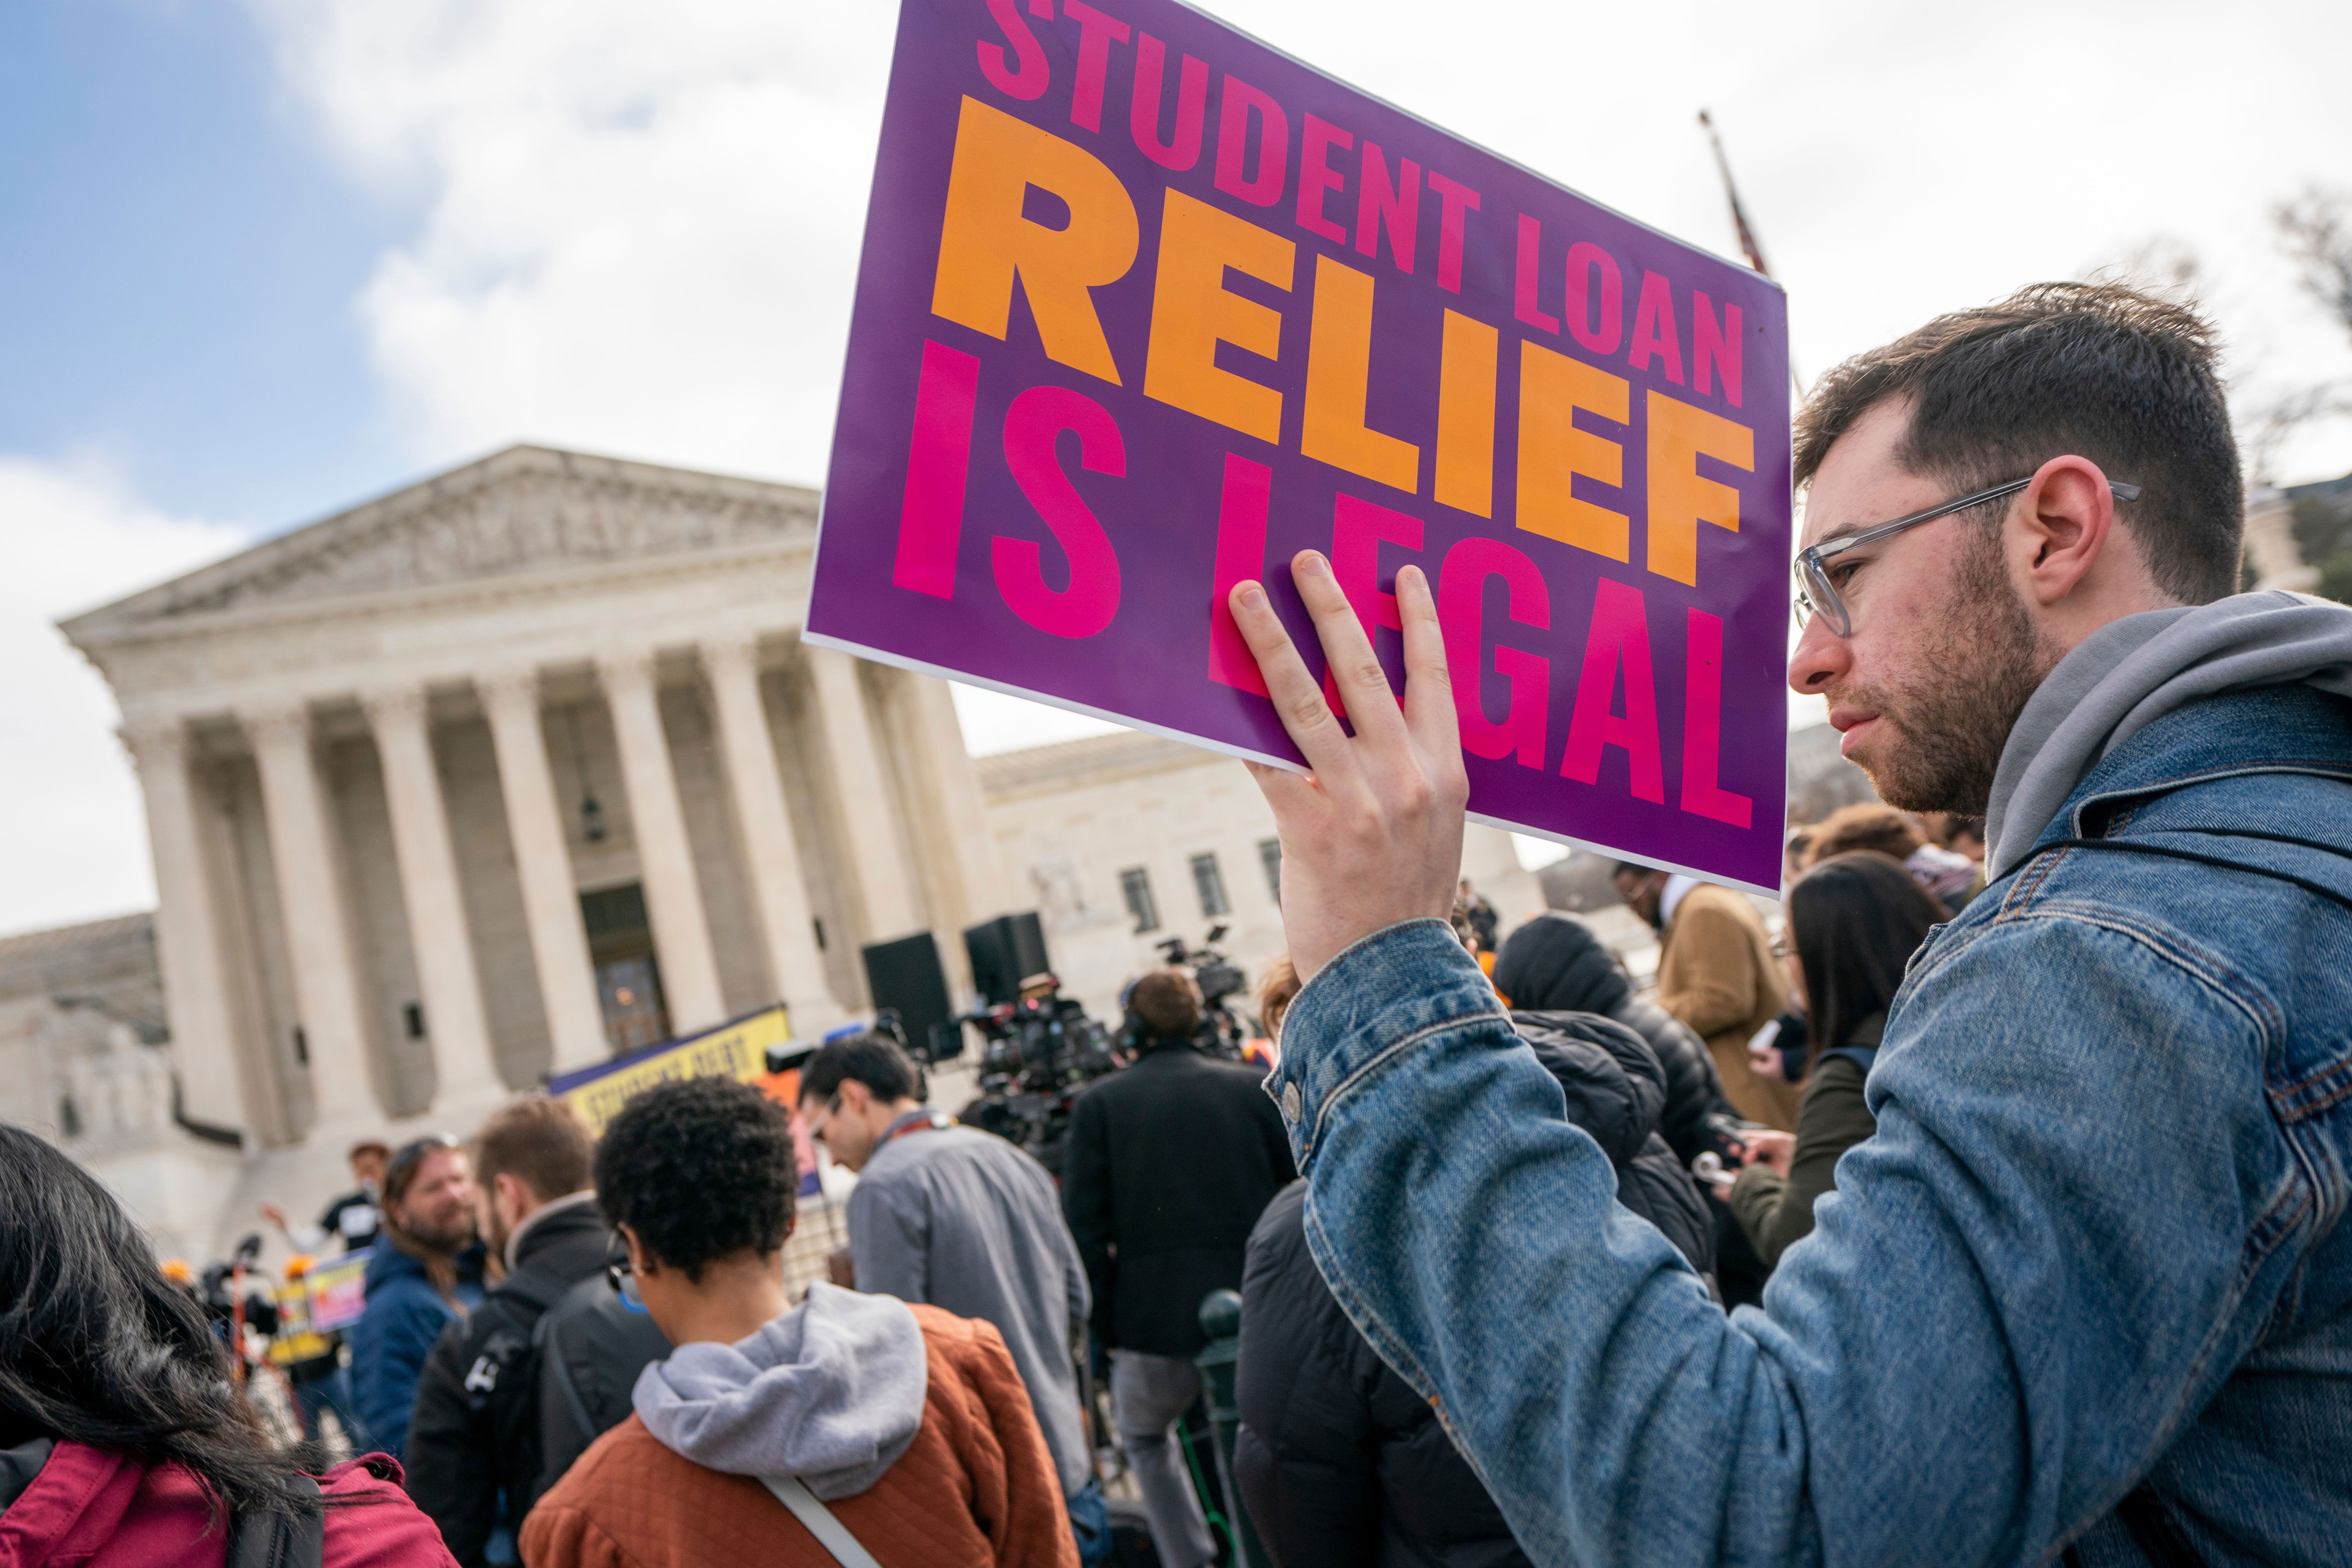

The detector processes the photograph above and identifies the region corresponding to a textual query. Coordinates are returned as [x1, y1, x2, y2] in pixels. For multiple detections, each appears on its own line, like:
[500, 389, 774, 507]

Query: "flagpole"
[1699, 110, 1805, 397]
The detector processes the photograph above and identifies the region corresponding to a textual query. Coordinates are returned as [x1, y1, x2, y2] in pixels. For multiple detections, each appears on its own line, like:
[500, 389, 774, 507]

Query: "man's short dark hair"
[798, 1031, 926, 1109]
[473, 1096, 595, 1203]
[1792, 281, 2242, 605]
[594, 1078, 796, 1282]
[1129, 968, 1203, 1041]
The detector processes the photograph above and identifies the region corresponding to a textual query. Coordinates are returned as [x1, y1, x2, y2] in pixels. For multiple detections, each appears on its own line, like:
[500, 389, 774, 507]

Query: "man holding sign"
[1233, 285, 2352, 1564]
[822, 3, 2352, 1558]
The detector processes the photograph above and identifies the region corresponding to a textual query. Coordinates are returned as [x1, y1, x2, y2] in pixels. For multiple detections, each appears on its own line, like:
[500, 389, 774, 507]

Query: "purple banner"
[811, 0, 1791, 893]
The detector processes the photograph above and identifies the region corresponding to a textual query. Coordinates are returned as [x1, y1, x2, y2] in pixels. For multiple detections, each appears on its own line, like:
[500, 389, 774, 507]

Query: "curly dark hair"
[593, 1078, 797, 1282]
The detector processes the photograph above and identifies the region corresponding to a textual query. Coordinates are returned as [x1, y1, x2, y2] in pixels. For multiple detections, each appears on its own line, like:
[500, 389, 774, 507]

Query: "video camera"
[944, 973, 1120, 1176]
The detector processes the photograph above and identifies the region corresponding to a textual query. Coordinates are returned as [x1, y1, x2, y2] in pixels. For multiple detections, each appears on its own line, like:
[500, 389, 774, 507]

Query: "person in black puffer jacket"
[1492, 911, 1770, 1305]
[1235, 1013, 1712, 1568]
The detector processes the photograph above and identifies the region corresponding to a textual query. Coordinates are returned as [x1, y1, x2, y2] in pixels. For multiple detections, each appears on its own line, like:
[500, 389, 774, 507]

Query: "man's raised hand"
[1229, 551, 1468, 982]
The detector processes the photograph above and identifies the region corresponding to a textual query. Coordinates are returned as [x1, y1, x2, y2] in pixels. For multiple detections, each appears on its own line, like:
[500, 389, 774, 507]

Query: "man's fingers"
[1394, 564, 1460, 757]
[1230, 575, 1361, 782]
[1289, 551, 1408, 746]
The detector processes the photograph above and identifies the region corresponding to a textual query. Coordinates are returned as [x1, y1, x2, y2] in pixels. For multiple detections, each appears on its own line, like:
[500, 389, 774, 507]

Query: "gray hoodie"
[632, 1282, 928, 1501]
[1985, 590, 2352, 878]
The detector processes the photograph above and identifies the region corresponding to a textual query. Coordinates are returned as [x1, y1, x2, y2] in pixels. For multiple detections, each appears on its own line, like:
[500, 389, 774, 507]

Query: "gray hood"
[632, 1282, 927, 1501]
[1985, 590, 2352, 878]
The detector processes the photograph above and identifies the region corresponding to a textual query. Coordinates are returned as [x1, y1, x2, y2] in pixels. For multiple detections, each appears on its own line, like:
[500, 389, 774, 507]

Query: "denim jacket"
[1269, 685, 2352, 1566]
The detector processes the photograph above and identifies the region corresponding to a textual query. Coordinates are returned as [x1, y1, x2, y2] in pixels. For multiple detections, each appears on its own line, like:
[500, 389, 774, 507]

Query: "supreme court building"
[60, 446, 1001, 1167]
[47, 444, 1541, 1254]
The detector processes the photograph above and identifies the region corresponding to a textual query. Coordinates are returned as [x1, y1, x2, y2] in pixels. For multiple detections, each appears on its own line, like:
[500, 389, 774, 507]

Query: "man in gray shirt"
[799, 1031, 1105, 1564]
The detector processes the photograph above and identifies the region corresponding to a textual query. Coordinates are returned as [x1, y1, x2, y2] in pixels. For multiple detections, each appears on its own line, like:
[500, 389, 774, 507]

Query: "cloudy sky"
[5, 0, 2349, 936]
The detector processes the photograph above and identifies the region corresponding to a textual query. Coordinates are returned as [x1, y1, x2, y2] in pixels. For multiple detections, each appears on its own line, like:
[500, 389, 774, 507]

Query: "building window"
[1120, 867, 1160, 933]
[403, 1003, 426, 1040]
[1191, 853, 1230, 918]
[1259, 838, 1282, 899]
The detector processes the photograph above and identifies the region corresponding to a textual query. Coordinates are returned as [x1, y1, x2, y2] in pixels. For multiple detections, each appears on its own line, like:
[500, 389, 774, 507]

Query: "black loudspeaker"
[862, 933, 952, 1053]
[964, 912, 1051, 1007]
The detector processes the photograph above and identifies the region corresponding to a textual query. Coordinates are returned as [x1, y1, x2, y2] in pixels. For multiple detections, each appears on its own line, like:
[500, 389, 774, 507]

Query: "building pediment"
[65, 446, 820, 644]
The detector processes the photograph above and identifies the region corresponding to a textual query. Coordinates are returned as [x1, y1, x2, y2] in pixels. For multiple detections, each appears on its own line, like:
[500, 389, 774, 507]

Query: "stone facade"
[49, 443, 1546, 1258]
[976, 730, 1544, 1024]
[59, 446, 1007, 1250]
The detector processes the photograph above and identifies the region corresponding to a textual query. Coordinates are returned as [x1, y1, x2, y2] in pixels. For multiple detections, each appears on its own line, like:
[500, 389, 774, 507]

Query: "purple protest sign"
[811, 0, 1791, 893]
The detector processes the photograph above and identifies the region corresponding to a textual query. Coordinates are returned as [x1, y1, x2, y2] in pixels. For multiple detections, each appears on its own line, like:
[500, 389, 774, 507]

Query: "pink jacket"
[0, 1442, 456, 1568]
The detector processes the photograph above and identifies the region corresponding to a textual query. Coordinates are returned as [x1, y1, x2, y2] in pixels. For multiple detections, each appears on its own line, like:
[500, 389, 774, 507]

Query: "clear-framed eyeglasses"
[1792, 476, 2141, 638]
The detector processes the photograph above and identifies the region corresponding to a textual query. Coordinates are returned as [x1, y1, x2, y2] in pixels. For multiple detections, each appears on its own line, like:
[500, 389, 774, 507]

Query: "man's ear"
[836, 1078, 871, 1116]
[2011, 456, 2122, 607]
[495, 1171, 533, 1218]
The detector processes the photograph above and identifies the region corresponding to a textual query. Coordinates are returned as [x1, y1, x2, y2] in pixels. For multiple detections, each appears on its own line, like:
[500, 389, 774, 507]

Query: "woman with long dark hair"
[1728, 853, 1947, 1267]
[0, 1123, 455, 1566]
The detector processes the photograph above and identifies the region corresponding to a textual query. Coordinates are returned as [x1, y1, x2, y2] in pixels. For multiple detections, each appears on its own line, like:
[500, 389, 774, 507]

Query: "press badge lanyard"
[880, 1109, 953, 1147]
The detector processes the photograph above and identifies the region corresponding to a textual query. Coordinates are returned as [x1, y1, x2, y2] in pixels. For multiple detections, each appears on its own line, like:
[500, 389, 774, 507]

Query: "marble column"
[702, 637, 845, 1034]
[806, 645, 921, 940]
[241, 702, 376, 1131]
[121, 719, 259, 1138]
[898, 671, 1008, 935]
[478, 670, 608, 1072]
[597, 650, 727, 1033]
[362, 686, 504, 1107]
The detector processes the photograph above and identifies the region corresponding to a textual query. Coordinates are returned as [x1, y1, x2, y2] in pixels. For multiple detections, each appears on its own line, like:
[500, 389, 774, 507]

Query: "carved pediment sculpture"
[163, 450, 818, 618]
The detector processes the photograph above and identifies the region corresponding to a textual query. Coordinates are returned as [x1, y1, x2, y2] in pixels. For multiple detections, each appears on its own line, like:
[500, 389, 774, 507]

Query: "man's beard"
[1834, 553, 2050, 814]
[399, 1211, 477, 1256]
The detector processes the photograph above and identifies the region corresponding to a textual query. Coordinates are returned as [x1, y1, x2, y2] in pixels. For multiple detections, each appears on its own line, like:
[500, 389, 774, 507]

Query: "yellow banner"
[553, 1004, 794, 1134]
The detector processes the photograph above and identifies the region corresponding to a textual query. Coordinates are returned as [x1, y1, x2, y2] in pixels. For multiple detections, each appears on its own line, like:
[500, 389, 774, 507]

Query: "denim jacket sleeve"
[1270, 916, 2291, 1566]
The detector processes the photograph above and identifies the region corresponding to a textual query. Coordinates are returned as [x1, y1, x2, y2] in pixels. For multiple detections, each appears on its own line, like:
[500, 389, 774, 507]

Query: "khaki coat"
[1655, 883, 1802, 1132]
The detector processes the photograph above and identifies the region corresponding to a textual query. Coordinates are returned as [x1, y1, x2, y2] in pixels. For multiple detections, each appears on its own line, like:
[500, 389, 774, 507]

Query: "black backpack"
[527, 1272, 672, 1508]
[224, 1476, 324, 1568]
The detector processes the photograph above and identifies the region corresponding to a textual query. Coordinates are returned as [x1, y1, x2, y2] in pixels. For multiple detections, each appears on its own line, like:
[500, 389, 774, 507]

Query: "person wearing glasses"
[348, 1133, 483, 1461]
[796, 1032, 1107, 1566]
[1212, 279, 2352, 1563]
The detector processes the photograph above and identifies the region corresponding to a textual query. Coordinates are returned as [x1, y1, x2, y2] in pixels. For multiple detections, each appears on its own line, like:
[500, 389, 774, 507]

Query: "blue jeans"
[1067, 1477, 1112, 1568]
[1266, 686, 2352, 1566]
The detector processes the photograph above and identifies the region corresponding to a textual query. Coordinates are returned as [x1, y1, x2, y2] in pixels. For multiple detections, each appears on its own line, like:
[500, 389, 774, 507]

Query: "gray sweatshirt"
[1986, 590, 2352, 877]
[632, 1283, 926, 1501]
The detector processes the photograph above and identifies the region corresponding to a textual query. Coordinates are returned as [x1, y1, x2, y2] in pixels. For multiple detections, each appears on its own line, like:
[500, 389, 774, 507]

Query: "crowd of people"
[4, 279, 2347, 1565]
[0, 811, 2013, 1568]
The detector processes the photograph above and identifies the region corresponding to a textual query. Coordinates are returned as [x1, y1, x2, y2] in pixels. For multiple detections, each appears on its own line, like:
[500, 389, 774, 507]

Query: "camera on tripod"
[848, 912, 1123, 1176]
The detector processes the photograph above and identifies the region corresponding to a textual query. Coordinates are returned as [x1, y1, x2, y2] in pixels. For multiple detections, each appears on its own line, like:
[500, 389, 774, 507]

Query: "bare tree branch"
[2275, 187, 2352, 347]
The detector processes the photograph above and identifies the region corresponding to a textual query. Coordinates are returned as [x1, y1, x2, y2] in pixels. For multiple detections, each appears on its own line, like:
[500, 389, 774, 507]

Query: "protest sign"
[548, 1004, 795, 1133]
[303, 1249, 372, 1334]
[811, 0, 1792, 893]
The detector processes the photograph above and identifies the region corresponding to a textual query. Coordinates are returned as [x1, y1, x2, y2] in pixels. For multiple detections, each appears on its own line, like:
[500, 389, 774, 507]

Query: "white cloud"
[241, 0, 2352, 759]
[252, 0, 2352, 489]
[249, 0, 897, 488]
[0, 459, 248, 936]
